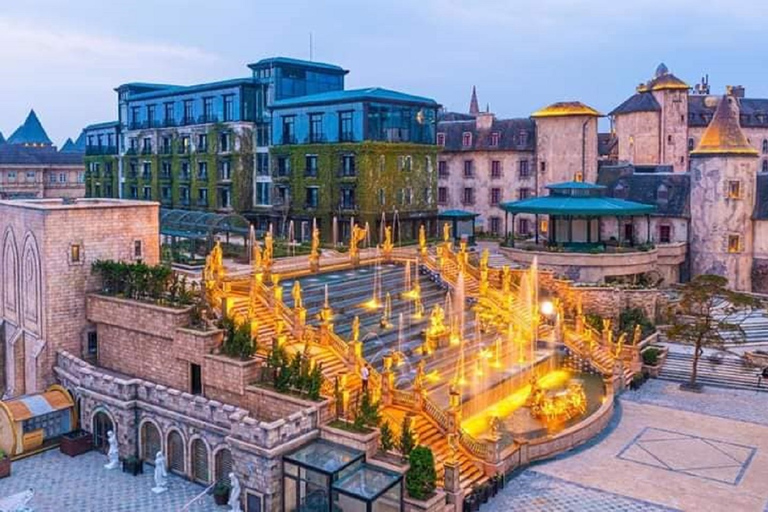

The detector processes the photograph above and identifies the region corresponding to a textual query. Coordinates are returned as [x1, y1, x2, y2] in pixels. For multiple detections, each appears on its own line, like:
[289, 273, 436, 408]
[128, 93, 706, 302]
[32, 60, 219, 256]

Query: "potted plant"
[0, 449, 10, 479]
[121, 455, 143, 476]
[212, 480, 231, 506]
[641, 346, 668, 378]
[60, 429, 93, 457]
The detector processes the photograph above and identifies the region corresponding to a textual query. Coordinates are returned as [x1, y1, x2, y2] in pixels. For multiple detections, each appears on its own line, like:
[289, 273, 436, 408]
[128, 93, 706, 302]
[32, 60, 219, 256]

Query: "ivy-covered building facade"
[269, 88, 440, 242]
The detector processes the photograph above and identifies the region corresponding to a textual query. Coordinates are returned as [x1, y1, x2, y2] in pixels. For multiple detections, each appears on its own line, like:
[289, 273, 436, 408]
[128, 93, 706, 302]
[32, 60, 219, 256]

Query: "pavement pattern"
[0, 450, 219, 512]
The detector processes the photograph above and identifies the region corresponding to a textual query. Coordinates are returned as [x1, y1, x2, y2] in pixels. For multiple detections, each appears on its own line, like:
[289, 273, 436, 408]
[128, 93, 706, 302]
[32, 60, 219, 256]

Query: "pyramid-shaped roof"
[59, 138, 77, 152]
[7, 110, 53, 146]
[73, 131, 86, 151]
[0, 132, 5, 145]
[691, 95, 758, 157]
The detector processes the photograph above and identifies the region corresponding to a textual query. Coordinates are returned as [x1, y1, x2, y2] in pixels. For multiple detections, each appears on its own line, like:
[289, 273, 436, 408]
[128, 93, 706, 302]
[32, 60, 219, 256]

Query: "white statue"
[104, 430, 119, 470]
[228, 472, 242, 512]
[0, 488, 34, 512]
[152, 451, 168, 494]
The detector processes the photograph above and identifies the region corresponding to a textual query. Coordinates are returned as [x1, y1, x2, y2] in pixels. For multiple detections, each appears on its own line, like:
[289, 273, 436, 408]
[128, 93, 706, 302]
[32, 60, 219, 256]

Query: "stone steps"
[658, 352, 768, 392]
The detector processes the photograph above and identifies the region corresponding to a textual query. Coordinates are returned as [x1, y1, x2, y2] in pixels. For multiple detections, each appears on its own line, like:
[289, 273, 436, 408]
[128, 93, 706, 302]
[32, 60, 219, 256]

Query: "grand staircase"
[381, 405, 487, 494]
[658, 350, 768, 392]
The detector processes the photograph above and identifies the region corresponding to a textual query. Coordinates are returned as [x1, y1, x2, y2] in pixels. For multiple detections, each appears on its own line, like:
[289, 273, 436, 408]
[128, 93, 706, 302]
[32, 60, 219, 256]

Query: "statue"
[414, 359, 426, 392]
[104, 430, 119, 470]
[429, 304, 446, 335]
[418, 224, 427, 255]
[480, 249, 489, 272]
[351, 315, 360, 343]
[152, 451, 168, 493]
[212, 240, 224, 273]
[291, 281, 303, 310]
[309, 227, 321, 271]
[443, 222, 451, 243]
[632, 324, 643, 345]
[349, 224, 367, 261]
[228, 472, 242, 512]
[262, 232, 274, 269]
[501, 266, 511, 293]
[489, 415, 501, 439]
[447, 433, 459, 464]
[382, 225, 394, 254]
[251, 242, 262, 270]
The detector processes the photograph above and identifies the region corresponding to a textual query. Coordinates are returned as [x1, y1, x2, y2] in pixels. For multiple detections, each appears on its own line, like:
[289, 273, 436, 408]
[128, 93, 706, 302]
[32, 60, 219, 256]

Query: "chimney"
[475, 111, 494, 131]
[726, 85, 745, 98]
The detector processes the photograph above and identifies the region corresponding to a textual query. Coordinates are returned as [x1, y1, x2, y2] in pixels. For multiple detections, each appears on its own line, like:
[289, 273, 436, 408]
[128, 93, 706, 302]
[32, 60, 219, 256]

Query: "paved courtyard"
[490, 379, 768, 511]
[0, 449, 220, 511]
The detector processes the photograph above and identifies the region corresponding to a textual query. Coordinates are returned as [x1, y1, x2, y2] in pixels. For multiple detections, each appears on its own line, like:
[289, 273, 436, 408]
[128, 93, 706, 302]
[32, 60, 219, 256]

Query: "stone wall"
[615, 111, 661, 165]
[55, 350, 321, 512]
[534, 115, 598, 194]
[544, 279, 664, 322]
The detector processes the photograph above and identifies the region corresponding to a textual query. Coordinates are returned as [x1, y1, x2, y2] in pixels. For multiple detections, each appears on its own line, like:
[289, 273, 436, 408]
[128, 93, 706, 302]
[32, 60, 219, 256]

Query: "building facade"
[0, 111, 85, 200]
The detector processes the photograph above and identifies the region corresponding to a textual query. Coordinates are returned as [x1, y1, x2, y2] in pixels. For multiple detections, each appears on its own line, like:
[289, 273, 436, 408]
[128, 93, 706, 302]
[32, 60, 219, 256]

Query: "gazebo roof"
[546, 181, 606, 191]
[438, 209, 480, 219]
[499, 195, 656, 217]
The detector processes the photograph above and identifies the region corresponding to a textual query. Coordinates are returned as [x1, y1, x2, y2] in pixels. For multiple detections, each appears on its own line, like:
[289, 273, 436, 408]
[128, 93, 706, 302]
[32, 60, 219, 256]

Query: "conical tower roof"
[7, 110, 53, 146]
[691, 95, 758, 157]
[469, 86, 480, 115]
[60, 138, 77, 152]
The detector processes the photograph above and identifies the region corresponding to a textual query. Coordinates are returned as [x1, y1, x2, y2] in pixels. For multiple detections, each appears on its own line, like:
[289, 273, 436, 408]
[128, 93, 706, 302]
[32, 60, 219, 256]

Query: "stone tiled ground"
[489, 380, 768, 511]
[0, 450, 220, 512]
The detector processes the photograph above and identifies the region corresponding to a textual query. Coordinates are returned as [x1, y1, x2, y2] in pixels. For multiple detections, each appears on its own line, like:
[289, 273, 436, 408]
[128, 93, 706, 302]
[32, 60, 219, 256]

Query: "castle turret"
[690, 94, 759, 291]
[531, 101, 600, 195]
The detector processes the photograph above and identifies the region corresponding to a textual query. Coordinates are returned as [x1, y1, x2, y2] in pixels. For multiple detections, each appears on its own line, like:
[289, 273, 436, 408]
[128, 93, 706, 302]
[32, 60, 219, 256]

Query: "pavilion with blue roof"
[499, 181, 656, 248]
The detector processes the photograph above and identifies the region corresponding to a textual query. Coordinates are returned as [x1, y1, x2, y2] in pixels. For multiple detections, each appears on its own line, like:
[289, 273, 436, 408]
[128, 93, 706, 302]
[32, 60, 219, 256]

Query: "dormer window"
[614, 182, 627, 199]
[462, 132, 472, 147]
[657, 184, 669, 203]
[727, 180, 742, 199]
[490, 132, 500, 147]
[518, 130, 528, 146]
[437, 133, 446, 146]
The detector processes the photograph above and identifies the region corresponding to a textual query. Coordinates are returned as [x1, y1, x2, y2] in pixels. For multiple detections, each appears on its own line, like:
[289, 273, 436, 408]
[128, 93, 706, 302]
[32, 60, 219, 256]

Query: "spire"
[7, 110, 53, 146]
[469, 86, 480, 115]
[691, 95, 758, 157]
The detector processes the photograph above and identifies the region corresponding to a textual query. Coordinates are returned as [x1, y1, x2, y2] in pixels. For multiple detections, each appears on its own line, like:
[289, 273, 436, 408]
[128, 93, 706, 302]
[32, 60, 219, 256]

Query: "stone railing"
[458, 429, 493, 462]
[423, 396, 448, 431]
[391, 389, 419, 409]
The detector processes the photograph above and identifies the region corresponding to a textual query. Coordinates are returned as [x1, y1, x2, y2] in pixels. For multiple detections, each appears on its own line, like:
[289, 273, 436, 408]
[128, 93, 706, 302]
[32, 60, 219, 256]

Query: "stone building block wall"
[244, 384, 332, 424]
[87, 294, 191, 340]
[615, 111, 661, 165]
[173, 327, 222, 365]
[203, 355, 260, 397]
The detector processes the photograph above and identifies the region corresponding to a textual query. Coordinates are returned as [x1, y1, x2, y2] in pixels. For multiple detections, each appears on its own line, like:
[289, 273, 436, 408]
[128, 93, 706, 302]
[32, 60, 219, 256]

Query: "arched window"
[140, 422, 161, 464]
[657, 184, 669, 203]
[167, 431, 185, 475]
[762, 139, 768, 154]
[92, 411, 114, 453]
[614, 182, 627, 199]
[215, 448, 233, 484]
[191, 438, 210, 484]
[763, 160, 768, 173]
[688, 138, 695, 151]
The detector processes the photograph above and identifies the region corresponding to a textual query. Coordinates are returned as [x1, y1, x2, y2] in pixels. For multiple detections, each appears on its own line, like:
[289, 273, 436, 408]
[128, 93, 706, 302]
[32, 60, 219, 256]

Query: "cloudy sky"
[1, 0, 765, 145]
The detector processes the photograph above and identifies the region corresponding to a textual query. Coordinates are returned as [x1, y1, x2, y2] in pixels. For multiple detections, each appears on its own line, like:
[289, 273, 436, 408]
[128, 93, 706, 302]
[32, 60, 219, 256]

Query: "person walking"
[361, 364, 370, 394]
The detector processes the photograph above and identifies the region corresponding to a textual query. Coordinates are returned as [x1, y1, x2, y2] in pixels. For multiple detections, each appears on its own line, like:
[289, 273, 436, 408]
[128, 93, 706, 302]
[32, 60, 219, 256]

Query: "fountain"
[364, 221, 371, 248]
[287, 220, 295, 257]
[332, 216, 338, 247]
[380, 292, 393, 329]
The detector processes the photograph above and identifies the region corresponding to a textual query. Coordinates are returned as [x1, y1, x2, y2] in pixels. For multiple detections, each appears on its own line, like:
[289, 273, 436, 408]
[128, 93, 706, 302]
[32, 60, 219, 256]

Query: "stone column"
[381, 353, 394, 406]
[443, 461, 463, 510]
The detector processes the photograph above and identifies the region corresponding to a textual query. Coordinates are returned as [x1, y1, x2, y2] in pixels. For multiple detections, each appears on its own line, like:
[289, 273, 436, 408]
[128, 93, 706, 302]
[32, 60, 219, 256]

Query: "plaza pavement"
[490, 379, 768, 511]
[0, 449, 219, 511]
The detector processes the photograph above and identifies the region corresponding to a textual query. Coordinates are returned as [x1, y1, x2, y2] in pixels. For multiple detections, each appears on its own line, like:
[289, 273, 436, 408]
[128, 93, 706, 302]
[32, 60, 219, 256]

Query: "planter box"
[213, 490, 230, 506]
[321, 424, 380, 460]
[0, 457, 10, 479]
[641, 346, 668, 378]
[122, 458, 143, 476]
[60, 430, 93, 457]
[404, 490, 445, 512]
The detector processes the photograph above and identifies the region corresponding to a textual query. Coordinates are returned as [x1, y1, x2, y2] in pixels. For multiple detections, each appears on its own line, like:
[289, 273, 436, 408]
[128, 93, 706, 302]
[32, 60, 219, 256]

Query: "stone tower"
[689, 94, 759, 291]
[531, 101, 600, 195]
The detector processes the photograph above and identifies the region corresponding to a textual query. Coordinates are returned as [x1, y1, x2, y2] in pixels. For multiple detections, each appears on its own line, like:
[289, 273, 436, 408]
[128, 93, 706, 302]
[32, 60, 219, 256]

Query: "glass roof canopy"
[284, 439, 364, 474]
[160, 208, 251, 240]
[332, 463, 402, 501]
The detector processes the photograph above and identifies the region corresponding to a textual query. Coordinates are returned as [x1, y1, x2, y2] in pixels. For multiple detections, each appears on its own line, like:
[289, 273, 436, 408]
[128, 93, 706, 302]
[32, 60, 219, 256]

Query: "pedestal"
[443, 460, 463, 508]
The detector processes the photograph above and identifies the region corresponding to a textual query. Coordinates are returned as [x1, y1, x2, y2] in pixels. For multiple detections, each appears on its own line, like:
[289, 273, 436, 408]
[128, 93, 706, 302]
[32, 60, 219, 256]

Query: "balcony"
[125, 148, 138, 156]
[198, 114, 219, 124]
[141, 172, 152, 180]
[339, 132, 355, 143]
[304, 168, 318, 178]
[178, 198, 190, 206]
[182, 117, 195, 126]
[307, 134, 326, 144]
[141, 147, 153, 155]
[281, 135, 297, 145]
[160, 144, 173, 155]
[179, 172, 191, 182]
[163, 119, 177, 128]
[197, 171, 209, 181]
[339, 202, 358, 213]
[85, 146, 118, 156]
[160, 171, 172, 180]
[218, 171, 233, 182]
[178, 146, 189, 155]
[197, 198, 209, 207]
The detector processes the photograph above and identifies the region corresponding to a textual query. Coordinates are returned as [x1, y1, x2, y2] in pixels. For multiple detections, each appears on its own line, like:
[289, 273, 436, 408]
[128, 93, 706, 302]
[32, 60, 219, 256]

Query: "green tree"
[307, 362, 324, 401]
[398, 416, 416, 459]
[379, 421, 395, 453]
[406, 446, 437, 500]
[666, 274, 760, 389]
[359, 390, 380, 427]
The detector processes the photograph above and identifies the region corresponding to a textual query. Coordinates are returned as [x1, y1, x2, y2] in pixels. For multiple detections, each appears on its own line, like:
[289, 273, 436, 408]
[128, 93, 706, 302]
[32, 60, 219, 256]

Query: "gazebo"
[160, 208, 252, 262]
[438, 209, 479, 245]
[499, 182, 656, 248]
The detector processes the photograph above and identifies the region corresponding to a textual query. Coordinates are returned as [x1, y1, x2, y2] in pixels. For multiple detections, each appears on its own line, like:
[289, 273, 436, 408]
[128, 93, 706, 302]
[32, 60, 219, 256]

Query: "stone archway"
[167, 430, 185, 475]
[92, 410, 114, 453]
[190, 437, 210, 484]
[140, 421, 161, 464]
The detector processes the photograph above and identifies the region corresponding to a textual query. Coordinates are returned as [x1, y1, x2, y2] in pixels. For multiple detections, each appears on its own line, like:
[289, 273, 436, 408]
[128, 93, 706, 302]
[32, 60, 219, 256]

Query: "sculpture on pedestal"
[349, 224, 367, 264]
[228, 472, 242, 512]
[309, 227, 321, 271]
[152, 451, 168, 493]
[262, 232, 274, 272]
[292, 281, 303, 310]
[104, 430, 119, 470]
[382, 226, 394, 257]
[418, 224, 427, 257]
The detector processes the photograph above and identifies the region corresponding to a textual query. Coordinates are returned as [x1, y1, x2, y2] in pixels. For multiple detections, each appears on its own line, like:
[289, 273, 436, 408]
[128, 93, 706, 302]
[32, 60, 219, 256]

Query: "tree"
[398, 416, 416, 459]
[666, 274, 760, 390]
[379, 421, 395, 453]
[359, 390, 380, 427]
[406, 446, 437, 500]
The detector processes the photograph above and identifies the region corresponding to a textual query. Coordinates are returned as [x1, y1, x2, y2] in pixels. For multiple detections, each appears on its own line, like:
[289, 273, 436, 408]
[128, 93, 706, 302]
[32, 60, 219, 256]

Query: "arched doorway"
[214, 448, 233, 483]
[191, 438, 210, 484]
[92, 411, 114, 453]
[140, 422, 161, 464]
[167, 431, 185, 475]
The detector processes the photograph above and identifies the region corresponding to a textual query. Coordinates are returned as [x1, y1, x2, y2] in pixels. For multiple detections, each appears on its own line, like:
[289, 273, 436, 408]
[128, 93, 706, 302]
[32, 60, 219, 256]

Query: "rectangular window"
[306, 187, 319, 208]
[180, 136, 190, 154]
[161, 161, 171, 178]
[540, 161, 546, 173]
[164, 102, 175, 125]
[518, 130, 528, 146]
[146, 104, 156, 128]
[70, 244, 81, 264]
[305, 155, 318, 177]
[183, 100, 194, 124]
[219, 160, 232, 181]
[518, 188, 531, 200]
[130, 185, 138, 199]
[220, 132, 231, 152]
[223, 95, 234, 122]
[276, 156, 291, 177]
[519, 160, 530, 178]
[190, 364, 203, 395]
[659, 225, 671, 243]
[404, 188, 412, 205]
[436, 133, 446, 146]
[198, 134, 208, 152]
[728, 234, 741, 253]
[87, 331, 98, 357]
[462, 132, 472, 147]
[728, 180, 741, 199]
[7, 171, 16, 181]
[491, 160, 502, 179]
[574, 171, 584, 182]
[180, 161, 190, 179]
[161, 186, 171, 200]
[400, 155, 412, 172]
[162, 136, 172, 154]
[142, 186, 151, 200]
[463, 160, 474, 178]
[198, 162, 208, 180]
[142, 161, 152, 180]
[142, 137, 152, 153]
[378, 188, 386, 205]
[180, 186, 190, 204]
[462, 187, 475, 205]
[438, 161, 448, 178]
[256, 182, 270, 205]
[131, 106, 140, 128]
[438, 187, 448, 204]
[26, 171, 36, 182]
[59, 173, 67, 183]
[518, 218, 530, 235]
[490, 132, 500, 147]
[282, 116, 296, 144]
[341, 188, 355, 209]
[490, 217, 501, 236]
[424, 187, 432, 205]
[339, 111, 354, 142]
[309, 113, 324, 143]
[198, 188, 208, 206]
[490, 188, 501, 206]
[341, 155, 355, 177]
[540, 218, 549, 234]
[203, 97, 214, 122]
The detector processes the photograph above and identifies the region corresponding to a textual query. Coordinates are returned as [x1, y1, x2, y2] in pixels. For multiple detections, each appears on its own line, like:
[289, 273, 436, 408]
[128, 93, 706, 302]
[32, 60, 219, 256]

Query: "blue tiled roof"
[438, 209, 480, 219]
[271, 87, 439, 109]
[7, 110, 53, 146]
[126, 77, 254, 101]
[59, 138, 76, 152]
[84, 121, 120, 131]
[546, 181, 606, 190]
[610, 92, 661, 116]
[248, 57, 347, 73]
[73, 131, 86, 150]
[0, 132, 5, 145]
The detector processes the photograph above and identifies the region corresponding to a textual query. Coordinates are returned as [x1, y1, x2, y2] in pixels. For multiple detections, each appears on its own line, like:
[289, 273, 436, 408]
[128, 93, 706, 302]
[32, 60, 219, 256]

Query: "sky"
[2, 0, 768, 146]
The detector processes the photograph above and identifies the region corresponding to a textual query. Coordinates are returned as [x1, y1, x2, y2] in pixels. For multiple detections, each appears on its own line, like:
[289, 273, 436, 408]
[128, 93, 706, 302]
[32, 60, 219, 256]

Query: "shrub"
[642, 347, 661, 366]
[379, 421, 395, 453]
[398, 417, 416, 459]
[358, 390, 381, 427]
[307, 362, 324, 401]
[220, 317, 254, 360]
[406, 446, 437, 500]
[619, 308, 655, 338]
[585, 313, 604, 333]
